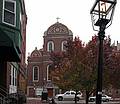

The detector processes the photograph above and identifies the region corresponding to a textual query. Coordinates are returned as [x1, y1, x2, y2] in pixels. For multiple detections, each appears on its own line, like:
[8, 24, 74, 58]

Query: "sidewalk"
[113, 98, 120, 101]
[27, 97, 42, 104]
[27, 97, 49, 104]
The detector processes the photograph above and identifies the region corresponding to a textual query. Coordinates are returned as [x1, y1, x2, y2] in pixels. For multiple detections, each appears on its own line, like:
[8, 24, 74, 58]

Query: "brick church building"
[27, 21, 73, 97]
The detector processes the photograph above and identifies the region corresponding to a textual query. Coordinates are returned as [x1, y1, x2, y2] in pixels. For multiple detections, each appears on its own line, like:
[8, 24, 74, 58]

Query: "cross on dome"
[56, 17, 60, 22]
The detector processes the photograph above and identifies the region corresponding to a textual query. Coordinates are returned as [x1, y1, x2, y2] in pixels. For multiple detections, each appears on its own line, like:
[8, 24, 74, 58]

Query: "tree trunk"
[85, 90, 89, 104]
[75, 90, 78, 104]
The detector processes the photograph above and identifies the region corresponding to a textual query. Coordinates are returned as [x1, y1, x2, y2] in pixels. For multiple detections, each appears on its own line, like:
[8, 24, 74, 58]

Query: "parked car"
[55, 90, 82, 101]
[89, 94, 112, 102]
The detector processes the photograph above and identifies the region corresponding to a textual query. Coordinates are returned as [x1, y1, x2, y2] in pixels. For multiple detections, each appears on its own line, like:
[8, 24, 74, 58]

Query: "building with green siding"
[0, 0, 27, 103]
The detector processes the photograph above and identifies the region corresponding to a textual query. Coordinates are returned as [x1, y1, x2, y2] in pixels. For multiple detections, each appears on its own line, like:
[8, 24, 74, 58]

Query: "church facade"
[27, 21, 73, 97]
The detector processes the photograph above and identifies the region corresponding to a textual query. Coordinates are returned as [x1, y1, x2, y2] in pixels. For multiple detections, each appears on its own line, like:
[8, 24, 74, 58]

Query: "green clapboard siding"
[0, 0, 3, 23]
[0, 0, 22, 61]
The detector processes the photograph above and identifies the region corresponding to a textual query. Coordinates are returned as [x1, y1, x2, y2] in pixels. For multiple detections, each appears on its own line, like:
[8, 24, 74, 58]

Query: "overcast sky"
[24, 0, 120, 56]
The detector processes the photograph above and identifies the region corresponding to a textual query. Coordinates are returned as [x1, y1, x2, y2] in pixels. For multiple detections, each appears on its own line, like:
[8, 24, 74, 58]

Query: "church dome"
[46, 22, 69, 35]
[31, 47, 42, 57]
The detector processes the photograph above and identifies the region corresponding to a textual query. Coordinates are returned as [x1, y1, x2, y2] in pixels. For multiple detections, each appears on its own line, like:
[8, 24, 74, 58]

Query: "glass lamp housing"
[90, 0, 117, 30]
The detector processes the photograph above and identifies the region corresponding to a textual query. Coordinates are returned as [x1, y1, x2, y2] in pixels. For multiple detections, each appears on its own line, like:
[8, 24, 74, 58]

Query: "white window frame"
[10, 65, 17, 86]
[47, 65, 51, 81]
[9, 64, 17, 94]
[2, 0, 16, 27]
[33, 66, 39, 82]
[61, 41, 67, 51]
[47, 41, 54, 52]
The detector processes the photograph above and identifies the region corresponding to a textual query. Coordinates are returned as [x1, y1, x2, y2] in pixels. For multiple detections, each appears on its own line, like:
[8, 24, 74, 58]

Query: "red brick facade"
[27, 22, 73, 97]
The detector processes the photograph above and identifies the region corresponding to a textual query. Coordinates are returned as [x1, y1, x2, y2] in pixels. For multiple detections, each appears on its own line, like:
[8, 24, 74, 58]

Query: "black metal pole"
[96, 25, 105, 104]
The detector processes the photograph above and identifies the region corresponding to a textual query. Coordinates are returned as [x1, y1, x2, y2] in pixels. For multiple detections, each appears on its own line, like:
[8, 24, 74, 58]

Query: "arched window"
[47, 41, 54, 52]
[33, 66, 39, 81]
[61, 41, 67, 51]
[47, 65, 52, 81]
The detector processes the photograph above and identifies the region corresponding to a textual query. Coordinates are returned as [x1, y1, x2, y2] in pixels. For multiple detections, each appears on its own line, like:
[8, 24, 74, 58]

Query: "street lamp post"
[90, 0, 117, 104]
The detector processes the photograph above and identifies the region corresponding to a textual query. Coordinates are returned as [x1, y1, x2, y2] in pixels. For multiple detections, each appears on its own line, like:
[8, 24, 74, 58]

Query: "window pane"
[48, 66, 52, 80]
[34, 67, 38, 80]
[5, 1, 14, 12]
[48, 70, 51, 80]
[49, 43, 52, 51]
[10, 65, 13, 85]
[71, 92, 75, 95]
[4, 10, 15, 25]
[10, 75, 12, 85]
[12, 67, 14, 85]
[15, 69, 17, 86]
[63, 41, 67, 51]
[66, 92, 70, 95]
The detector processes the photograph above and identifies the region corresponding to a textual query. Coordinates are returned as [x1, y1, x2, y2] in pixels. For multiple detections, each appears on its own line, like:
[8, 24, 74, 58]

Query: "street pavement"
[27, 97, 120, 104]
[55, 99, 120, 104]
[27, 97, 42, 104]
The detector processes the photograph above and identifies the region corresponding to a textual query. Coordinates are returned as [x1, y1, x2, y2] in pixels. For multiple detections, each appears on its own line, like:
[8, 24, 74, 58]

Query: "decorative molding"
[45, 36, 73, 39]
[47, 22, 69, 35]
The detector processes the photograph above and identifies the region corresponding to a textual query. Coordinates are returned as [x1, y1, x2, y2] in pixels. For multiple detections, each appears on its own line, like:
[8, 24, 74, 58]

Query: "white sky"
[24, 0, 120, 56]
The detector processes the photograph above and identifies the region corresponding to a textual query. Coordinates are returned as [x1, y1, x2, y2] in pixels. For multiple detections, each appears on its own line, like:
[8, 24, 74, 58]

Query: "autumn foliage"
[50, 35, 120, 96]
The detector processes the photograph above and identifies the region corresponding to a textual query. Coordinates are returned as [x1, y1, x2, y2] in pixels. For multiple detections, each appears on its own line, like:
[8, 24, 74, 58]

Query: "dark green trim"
[0, 28, 20, 62]
[0, 23, 21, 33]
[0, 0, 3, 22]
[0, 23, 22, 52]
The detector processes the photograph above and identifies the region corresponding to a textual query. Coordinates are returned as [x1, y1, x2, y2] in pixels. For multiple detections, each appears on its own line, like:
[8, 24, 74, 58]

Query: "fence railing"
[0, 86, 9, 104]
[0, 97, 10, 104]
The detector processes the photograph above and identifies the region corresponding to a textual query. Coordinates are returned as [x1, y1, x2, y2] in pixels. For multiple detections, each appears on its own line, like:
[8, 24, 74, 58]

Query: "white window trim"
[33, 66, 39, 82]
[61, 41, 67, 51]
[47, 65, 51, 81]
[10, 65, 17, 86]
[47, 41, 54, 52]
[9, 65, 17, 94]
[2, 0, 16, 27]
